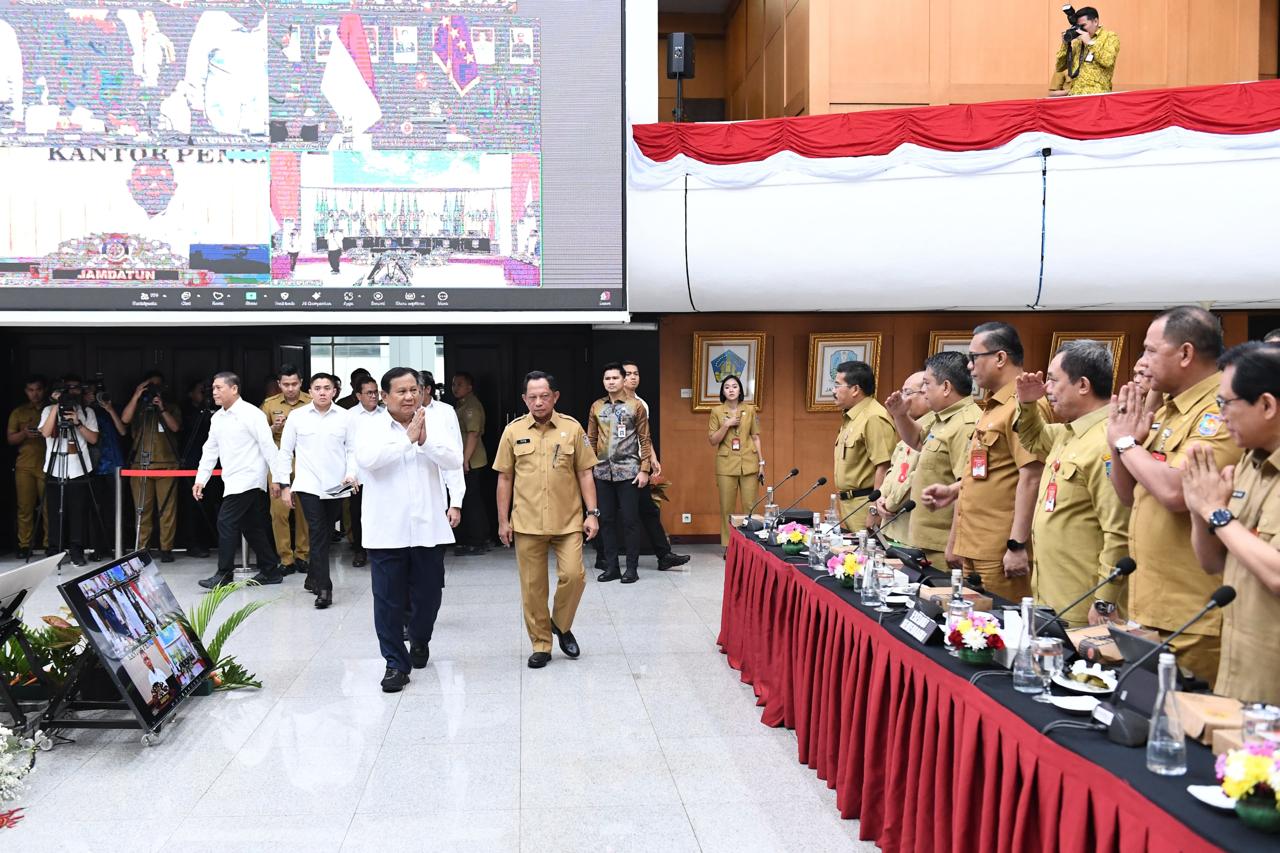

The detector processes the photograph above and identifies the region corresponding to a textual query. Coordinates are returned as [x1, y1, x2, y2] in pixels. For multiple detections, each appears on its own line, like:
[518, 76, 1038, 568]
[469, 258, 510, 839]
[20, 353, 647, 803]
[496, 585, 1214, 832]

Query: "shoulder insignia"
[1197, 413, 1222, 437]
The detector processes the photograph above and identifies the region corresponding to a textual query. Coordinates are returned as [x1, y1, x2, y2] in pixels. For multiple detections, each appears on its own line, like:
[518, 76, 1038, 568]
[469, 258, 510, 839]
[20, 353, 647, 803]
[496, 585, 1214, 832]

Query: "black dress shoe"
[15, 547, 31, 559]
[159, 550, 175, 563]
[551, 623, 580, 659]
[251, 568, 283, 585]
[69, 551, 88, 567]
[621, 568, 639, 584]
[527, 651, 551, 669]
[199, 573, 233, 589]
[454, 545, 481, 556]
[279, 563, 296, 576]
[409, 643, 430, 669]
[304, 575, 317, 593]
[657, 553, 691, 571]
[314, 589, 332, 609]
[380, 667, 410, 693]
[295, 559, 310, 576]
[188, 547, 211, 558]
[352, 550, 368, 568]
[597, 568, 622, 583]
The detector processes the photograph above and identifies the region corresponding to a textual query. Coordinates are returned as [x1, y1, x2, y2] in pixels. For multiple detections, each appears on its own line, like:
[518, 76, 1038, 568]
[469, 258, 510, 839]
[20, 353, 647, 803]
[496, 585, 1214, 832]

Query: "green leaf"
[206, 599, 271, 663]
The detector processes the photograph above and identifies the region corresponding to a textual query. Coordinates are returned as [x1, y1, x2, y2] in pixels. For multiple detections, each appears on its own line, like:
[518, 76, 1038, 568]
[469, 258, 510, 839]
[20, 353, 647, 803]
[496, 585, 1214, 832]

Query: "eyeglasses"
[967, 351, 1000, 364]
[1215, 395, 1250, 410]
[900, 389, 921, 397]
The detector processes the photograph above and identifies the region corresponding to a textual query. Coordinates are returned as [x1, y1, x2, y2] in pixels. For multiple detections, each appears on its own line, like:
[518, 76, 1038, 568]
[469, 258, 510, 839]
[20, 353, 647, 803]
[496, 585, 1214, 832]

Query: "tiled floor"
[2, 544, 877, 852]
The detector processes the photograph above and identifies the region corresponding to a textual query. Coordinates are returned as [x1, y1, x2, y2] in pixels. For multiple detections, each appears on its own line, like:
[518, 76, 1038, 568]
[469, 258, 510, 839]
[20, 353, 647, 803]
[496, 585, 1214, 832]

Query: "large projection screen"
[0, 1, 624, 319]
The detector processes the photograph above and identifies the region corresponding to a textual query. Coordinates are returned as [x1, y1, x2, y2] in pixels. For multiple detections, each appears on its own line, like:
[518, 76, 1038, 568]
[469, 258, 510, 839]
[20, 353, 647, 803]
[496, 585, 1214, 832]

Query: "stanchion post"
[115, 468, 123, 559]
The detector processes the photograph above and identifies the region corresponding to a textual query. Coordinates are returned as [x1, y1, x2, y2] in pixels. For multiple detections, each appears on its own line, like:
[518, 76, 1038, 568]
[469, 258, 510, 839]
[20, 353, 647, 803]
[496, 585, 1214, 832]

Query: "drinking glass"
[1242, 704, 1280, 746]
[1032, 637, 1064, 703]
[859, 559, 880, 606]
[944, 600, 973, 657]
[874, 565, 896, 613]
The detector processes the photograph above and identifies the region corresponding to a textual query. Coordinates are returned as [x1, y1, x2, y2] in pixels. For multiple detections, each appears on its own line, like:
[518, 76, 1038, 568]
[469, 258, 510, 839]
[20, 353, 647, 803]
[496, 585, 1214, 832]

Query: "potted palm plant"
[182, 580, 273, 693]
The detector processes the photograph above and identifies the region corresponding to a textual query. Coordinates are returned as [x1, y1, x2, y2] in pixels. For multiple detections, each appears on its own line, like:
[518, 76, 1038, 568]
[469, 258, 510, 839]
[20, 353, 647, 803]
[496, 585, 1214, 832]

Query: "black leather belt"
[838, 488, 874, 500]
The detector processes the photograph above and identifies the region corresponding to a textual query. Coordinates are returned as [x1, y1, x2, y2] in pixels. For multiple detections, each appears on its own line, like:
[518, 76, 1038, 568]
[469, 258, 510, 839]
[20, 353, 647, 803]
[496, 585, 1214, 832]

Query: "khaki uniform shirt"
[708, 402, 761, 477]
[953, 382, 1044, 561]
[262, 392, 312, 448]
[1216, 446, 1280, 704]
[129, 403, 183, 463]
[834, 398, 896, 493]
[1019, 403, 1130, 626]
[455, 394, 488, 469]
[909, 397, 981, 552]
[8, 401, 45, 469]
[493, 412, 598, 536]
[1129, 372, 1240, 635]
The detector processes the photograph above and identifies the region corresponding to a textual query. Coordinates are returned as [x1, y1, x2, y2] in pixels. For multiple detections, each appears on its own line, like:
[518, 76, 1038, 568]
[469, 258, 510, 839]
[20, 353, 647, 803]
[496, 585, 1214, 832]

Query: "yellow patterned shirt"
[1055, 28, 1119, 96]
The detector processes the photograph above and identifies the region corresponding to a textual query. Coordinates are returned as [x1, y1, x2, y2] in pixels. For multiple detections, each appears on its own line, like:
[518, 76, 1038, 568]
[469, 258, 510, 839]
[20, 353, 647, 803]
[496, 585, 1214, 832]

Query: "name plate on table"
[902, 607, 942, 645]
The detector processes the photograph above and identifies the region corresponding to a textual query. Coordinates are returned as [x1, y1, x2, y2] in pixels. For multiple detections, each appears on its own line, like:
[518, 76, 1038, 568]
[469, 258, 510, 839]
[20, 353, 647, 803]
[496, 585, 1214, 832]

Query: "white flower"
[961, 628, 989, 651]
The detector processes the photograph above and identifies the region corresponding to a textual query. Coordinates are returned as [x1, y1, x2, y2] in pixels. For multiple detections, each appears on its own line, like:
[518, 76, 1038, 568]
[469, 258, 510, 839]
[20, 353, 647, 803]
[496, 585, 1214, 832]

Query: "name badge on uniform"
[516, 438, 531, 445]
[970, 448, 988, 480]
[1043, 482, 1057, 513]
[731, 437, 741, 452]
[615, 424, 627, 439]
[1232, 489, 1246, 499]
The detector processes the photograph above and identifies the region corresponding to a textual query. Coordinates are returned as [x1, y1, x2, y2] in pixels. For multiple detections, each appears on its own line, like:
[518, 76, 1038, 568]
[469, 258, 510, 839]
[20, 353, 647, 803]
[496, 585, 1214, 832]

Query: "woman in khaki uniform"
[708, 375, 763, 547]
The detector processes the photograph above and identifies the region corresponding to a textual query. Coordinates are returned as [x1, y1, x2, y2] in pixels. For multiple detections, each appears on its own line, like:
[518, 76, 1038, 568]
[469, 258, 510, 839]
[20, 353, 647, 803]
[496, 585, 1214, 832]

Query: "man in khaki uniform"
[878, 371, 930, 543]
[945, 323, 1045, 601]
[122, 372, 183, 561]
[495, 370, 600, 669]
[897, 352, 982, 569]
[7, 375, 47, 557]
[1183, 342, 1280, 704]
[452, 371, 490, 555]
[1109, 306, 1241, 684]
[263, 364, 312, 574]
[1016, 341, 1130, 628]
[832, 360, 896, 529]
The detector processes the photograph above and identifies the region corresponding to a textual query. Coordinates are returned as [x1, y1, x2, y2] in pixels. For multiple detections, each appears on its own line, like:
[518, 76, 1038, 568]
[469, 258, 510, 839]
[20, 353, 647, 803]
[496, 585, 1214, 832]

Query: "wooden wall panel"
[746, 0, 766, 69]
[765, 0, 785, 42]
[785, 0, 809, 113]
[656, 310, 1251, 538]
[949, 0, 1044, 86]
[745, 57, 766, 118]
[1264, 0, 1280, 77]
[828, 0, 931, 104]
[658, 38, 726, 100]
[728, 4, 747, 92]
[765, 31, 786, 116]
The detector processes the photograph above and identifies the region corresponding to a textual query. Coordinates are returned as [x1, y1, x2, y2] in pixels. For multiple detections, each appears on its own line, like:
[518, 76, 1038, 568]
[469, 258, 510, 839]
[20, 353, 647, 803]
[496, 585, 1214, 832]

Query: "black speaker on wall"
[666, 32, 696, 79]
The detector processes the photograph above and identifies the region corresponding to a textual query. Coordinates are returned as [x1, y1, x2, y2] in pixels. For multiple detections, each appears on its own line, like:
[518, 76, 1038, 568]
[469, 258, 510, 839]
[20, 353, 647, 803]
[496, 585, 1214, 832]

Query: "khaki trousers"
[716, 474, 759, 547]
[132, 475, 178, 550]
[271, 494, 310, 565]
[15, 466, 46, 549]
[1160, 629, 1221, 687]
[962, 556, 1031, 603]
[515, 532, 586, 653]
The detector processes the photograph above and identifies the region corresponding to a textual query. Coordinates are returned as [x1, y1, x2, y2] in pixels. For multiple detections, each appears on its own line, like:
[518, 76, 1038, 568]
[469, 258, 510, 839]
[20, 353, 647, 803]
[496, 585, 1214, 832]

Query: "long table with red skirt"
[717, 528, 1254, 853]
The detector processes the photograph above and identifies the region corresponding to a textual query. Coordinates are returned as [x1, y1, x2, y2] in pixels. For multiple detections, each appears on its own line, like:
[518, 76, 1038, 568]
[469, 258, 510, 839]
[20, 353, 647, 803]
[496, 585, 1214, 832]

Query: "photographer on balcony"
[1051, 6, 1119, 97]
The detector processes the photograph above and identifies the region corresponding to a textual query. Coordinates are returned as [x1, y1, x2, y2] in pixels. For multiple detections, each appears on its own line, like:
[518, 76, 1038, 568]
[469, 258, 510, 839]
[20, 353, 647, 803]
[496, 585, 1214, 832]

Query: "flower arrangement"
[1217, 743, 1280, 832]
[775, 522, 811, 554]
[0, 725, 40, 806]
[948, 612, 1006, 663]
[826, 552, 860, 587]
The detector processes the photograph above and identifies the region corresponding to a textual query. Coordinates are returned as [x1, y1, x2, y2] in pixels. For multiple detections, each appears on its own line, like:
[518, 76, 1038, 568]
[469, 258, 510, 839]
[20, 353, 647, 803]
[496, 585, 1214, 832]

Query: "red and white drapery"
[629, 80, 1280, 189]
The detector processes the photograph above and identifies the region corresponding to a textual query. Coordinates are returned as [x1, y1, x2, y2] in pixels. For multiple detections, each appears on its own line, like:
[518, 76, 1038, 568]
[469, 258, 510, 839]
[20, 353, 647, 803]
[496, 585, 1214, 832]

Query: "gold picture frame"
[1048, 332, 1127, 389]
[692, 331, 766, 412]
[928, 331, 972, 356]
[806, 333, 883, 413]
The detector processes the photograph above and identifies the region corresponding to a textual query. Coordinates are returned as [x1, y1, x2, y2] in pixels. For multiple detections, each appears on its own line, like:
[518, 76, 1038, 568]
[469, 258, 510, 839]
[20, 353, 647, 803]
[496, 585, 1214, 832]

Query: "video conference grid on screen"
[59, 551, 212, 730]
[0, 0, 623, 312]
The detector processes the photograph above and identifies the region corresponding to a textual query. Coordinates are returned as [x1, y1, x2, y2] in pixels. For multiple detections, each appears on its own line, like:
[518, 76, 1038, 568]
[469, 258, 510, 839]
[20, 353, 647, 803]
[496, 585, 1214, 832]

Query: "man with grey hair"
[1015, 341, 1130, 628]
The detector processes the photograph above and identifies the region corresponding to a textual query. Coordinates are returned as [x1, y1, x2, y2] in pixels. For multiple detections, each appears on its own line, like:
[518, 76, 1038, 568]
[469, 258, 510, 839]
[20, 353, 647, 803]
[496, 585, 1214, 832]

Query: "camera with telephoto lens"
[91, 372, 110, 405]
[1061, 5, 1085, 44]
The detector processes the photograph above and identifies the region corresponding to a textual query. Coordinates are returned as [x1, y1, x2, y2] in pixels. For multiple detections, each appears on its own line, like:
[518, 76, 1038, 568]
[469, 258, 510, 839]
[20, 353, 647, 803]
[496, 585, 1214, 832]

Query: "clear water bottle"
[762, 486, 778, 531]
[826, 493, 841, 529]
[1012, 597, 1042, 693]
[808, 512, 826, 568]
[860, 555, 880, 606]
[1146, 652, 1187, 776]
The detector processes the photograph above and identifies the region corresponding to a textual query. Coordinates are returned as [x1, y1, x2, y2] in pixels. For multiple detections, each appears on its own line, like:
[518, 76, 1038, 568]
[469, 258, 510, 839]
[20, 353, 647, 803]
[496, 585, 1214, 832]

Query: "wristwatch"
[1114, 435, 1138, 454]
[585, 508, 602, 518]
[1006, 539, 1027, 552]
[1093, 600, 1117, 617]
[1207, 507, 1234, 534]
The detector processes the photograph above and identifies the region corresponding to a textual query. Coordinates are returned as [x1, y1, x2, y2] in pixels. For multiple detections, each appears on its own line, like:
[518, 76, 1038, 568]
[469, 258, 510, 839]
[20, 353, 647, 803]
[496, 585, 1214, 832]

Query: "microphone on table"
[775, 477, 828, 520]
[833, 489, 884, 532]
[1091, 585, 1235, 746]
[744, 467, 800, 518]
[1032, 557, 1137, 638]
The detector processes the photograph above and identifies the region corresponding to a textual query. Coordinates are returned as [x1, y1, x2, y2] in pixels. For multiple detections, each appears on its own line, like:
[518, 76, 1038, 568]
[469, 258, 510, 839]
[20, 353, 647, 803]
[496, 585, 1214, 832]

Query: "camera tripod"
[27, 411, 109, 571]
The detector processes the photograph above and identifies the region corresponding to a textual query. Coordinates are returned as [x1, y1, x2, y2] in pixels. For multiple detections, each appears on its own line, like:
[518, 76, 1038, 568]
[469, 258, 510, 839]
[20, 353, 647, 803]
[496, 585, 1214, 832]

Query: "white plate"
[883, 595, 912, 605]
[1049, 695, 1100, 716]
[1187, 784, 1236, 810]
[1052, 671, 1114, 695]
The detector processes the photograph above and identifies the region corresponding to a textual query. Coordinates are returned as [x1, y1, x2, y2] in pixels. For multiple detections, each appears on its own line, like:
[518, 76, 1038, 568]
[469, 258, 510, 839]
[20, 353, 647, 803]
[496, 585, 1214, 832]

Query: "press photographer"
[1051, 6, 1119, 97]
[123, 371, 183, 561]
[37, 374, 100, 565]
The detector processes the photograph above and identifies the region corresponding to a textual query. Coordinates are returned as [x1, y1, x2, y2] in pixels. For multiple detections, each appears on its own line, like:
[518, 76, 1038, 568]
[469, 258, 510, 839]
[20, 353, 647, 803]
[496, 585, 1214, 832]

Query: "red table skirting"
[634, 80, 1280, 165]
[716, 531, 1221, 853]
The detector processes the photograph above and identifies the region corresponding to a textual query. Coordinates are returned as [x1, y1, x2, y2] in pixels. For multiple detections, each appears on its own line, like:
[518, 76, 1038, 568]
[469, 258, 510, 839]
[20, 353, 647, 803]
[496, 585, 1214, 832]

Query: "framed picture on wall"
[1048, 332, 1127, 388]
[692, 332, 766, 412]
[928, 331, 972, 355]
[806, 333, 883, 413]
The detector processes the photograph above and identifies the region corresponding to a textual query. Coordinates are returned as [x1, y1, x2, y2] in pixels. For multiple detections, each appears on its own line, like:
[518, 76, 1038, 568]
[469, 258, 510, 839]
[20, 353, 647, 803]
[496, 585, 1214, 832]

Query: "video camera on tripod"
[53, 383, 84, 423]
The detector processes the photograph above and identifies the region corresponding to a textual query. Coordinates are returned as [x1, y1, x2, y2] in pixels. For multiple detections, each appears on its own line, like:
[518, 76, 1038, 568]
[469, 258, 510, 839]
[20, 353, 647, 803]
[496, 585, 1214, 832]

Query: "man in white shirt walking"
[278, 372, 357, 610]
[194, 371, 288, 589]
[354, 367, 464, 693]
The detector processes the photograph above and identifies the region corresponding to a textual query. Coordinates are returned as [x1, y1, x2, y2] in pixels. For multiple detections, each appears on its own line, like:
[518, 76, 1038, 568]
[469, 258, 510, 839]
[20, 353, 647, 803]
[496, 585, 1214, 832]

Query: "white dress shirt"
[38, 405, 100, 479]
[276, 402, 356, 499]
[196, 397, 284, 496]
[354, 402, 463, 549]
